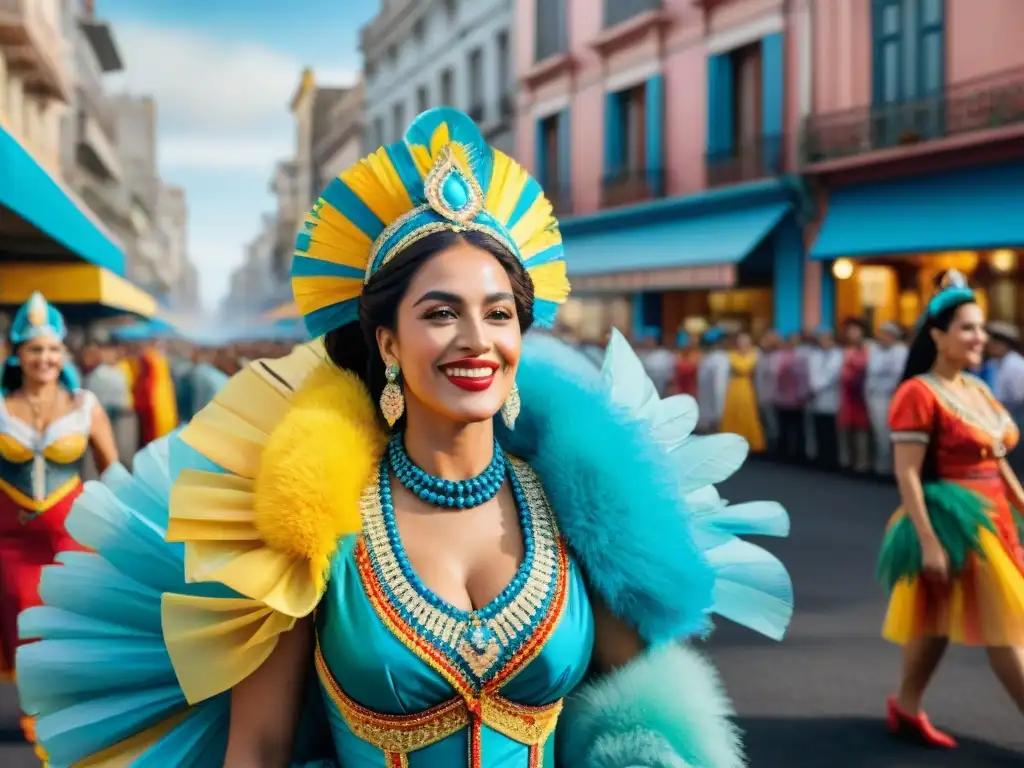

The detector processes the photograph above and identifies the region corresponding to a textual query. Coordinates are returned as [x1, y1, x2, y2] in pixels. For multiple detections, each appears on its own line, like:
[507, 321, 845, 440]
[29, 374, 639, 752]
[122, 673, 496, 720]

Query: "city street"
[1, 461, 1022, 766]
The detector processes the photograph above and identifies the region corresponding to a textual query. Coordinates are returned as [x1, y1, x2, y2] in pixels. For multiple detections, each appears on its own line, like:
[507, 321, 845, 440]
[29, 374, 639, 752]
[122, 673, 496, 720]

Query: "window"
[535, 0, 568, 62]
[387, 45, 398, 66]
[412, 18, 425, 44]
[872, 0, 945, 143]
[440, 68, 455, 106]
[618, 85, 647, 171]
[373, 116, 385, 147]
[468, 48, 484, 119]
[540, 115, 560, 189]
[496, 30, 510, 96]
[391, 102, 405, 142]
[731, 42, 763, 148]
[416, 85, 430, 114]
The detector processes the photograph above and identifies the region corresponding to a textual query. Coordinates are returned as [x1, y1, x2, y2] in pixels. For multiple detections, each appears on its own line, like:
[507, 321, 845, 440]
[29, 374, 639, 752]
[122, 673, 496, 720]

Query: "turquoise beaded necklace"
[386, 434, 507, 509]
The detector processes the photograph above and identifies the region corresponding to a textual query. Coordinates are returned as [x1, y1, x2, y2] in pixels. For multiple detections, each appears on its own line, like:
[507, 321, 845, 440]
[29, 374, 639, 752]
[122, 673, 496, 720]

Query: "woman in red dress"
[838, 318, 871, 472]
[0, 293, 118, 753]
[877, 271, 1024, 748]
[671, 331, 701, 397]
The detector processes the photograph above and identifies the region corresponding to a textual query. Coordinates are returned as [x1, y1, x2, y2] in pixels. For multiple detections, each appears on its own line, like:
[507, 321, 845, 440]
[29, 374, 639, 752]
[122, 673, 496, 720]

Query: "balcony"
[604, 0, 662, 29]
[803, 66, 1024, 168]
[73, 168, 129, 231]
[706, 134, 784, 188]
[0, 0, 70, 101]
[76, 109, 122, 183]
[601, 167, 666, 208]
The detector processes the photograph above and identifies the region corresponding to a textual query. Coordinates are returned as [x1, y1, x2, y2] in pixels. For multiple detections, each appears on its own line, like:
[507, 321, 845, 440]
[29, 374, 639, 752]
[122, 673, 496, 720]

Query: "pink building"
[515, 0, 1024, 342]
[799, 0, 1024, 331]
[515, 0, 811, 342]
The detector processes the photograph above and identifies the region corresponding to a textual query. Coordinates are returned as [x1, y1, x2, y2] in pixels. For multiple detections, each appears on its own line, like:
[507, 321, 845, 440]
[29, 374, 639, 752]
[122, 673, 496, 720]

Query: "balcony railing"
[802, 65, 1024, 165]
[535, 0, 568, 62]
[601, 167, 665, 208]
[76, 45, 119, 140]
[0, 0, 69, 100]
[604, 0, 662, 29]
[706, 134, 784, 188]
[76, 109, 122, 182]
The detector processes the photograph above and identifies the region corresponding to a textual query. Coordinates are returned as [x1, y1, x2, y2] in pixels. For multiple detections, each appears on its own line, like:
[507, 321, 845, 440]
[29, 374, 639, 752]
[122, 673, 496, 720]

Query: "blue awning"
[811, 161, 1024, 260]
[0, 125, 125, 274]
[564, 201, 791, 276]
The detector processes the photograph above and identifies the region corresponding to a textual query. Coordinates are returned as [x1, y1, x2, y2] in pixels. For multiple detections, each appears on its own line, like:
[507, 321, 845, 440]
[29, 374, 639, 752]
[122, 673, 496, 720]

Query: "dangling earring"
[501, 382, 521, 430]
[379, 362, 405, 427]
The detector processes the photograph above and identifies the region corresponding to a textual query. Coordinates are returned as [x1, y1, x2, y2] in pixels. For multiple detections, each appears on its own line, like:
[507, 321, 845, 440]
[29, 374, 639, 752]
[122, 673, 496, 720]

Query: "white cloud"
[111, 22, 356, 134]
[159, 134, 291, 171]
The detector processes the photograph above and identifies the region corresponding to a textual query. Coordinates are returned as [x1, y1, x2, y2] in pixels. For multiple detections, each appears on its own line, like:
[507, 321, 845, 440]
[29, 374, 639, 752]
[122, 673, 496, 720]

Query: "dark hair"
[1, 344, 22, 393]
[323, 229, 536, 428]
[900, 272, 978, 383]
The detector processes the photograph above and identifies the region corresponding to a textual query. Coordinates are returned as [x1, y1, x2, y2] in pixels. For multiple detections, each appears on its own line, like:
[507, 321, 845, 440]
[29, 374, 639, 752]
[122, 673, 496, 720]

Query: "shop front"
[558, 178, 807, 346]
[811, 161, 1024, 331]
[0, 122, 153, 323]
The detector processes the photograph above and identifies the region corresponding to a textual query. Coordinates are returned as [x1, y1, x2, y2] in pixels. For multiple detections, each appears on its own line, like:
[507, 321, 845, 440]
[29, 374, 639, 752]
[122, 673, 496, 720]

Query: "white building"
[158, 183, 196, 309]
[314, 79, 364, 192]
[62, 1, 128, 237]
[362, 0, 514, 155]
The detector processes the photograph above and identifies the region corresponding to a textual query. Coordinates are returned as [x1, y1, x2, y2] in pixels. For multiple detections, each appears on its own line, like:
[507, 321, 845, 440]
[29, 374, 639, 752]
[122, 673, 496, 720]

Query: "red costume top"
[838, 345, 870, 430]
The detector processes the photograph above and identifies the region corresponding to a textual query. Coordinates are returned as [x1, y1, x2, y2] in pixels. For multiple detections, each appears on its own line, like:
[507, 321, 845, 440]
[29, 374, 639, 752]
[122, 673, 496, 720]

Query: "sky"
[99, 0, 380, 309]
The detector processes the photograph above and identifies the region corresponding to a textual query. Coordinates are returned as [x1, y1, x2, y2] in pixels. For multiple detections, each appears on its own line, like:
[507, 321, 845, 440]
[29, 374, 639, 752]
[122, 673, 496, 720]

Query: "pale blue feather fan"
[599, 330, 793, 640]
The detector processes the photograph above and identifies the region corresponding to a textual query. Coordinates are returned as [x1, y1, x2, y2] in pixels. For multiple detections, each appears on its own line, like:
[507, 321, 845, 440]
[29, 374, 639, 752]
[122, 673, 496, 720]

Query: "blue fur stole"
[499, 334, 716, 643]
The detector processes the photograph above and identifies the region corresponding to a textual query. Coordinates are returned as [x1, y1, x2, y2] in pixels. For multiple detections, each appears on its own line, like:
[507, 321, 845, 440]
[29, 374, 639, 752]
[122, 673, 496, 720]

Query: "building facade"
[362, 0, 515, 155]
[0, 0, 160, 321]
[516, 0, 807, 343]
[62, 0, 129, 255]
[315, 79, 365, 188]
[801, 0, 1024, 331]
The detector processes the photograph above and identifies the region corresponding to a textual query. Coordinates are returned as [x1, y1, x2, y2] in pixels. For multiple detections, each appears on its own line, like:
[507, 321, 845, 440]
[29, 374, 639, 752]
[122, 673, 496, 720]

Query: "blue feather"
[503, 331, 794, 643]
[500, 335, 717, 643]
[559, 643, 744, 768]
[403, 107, 494, 191]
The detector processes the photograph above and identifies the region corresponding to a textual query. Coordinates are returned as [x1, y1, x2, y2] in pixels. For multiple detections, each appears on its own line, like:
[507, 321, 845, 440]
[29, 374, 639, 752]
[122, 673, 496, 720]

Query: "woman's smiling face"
[376, 240, 522, 427]
[18, 334, 64, 386]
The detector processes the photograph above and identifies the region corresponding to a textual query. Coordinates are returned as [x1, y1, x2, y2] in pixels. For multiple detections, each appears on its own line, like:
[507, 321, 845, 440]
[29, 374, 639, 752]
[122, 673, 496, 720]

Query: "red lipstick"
[439, 358, 499, 392]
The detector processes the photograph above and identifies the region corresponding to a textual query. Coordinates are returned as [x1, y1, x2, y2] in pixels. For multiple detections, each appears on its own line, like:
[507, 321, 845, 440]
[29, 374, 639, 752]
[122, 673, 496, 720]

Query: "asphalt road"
[2, 460, 1022, 766]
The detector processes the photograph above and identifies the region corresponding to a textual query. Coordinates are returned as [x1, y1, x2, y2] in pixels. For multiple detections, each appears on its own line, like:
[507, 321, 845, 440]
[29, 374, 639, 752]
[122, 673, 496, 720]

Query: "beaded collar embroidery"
[387, 435, 507, 510]
[358, 456, 567, 694]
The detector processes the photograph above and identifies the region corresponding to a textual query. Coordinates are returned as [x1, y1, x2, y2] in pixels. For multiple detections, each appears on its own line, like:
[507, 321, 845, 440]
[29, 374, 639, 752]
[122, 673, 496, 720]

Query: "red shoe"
[886, 696, 957, 748]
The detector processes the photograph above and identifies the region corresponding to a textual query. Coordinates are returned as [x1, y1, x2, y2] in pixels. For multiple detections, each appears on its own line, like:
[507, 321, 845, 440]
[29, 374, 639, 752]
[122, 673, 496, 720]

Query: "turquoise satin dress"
[315, 459, 595, 767]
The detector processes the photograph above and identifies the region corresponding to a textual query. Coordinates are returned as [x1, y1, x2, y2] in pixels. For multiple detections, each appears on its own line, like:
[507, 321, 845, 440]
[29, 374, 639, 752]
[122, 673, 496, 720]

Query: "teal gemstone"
[441, 171, 471, 211]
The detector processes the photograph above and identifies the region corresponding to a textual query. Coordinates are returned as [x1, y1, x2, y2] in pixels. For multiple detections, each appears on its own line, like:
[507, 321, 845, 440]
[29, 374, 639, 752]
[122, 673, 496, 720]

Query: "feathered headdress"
[10, 291, 67, 345]
[291, 108, 571, 338]
[3, 292, 80, 391]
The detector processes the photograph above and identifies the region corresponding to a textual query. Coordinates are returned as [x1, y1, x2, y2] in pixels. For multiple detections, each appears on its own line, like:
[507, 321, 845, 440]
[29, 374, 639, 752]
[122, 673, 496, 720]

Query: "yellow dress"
[719, 350, 766, 452]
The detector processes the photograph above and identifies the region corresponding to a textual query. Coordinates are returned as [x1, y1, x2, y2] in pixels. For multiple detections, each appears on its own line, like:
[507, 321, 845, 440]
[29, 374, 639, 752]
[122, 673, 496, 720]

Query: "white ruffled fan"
[599, 330, 794, 640]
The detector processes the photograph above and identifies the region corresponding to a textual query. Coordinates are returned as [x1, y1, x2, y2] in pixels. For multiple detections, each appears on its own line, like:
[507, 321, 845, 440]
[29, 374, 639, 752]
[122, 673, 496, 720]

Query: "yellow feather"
[510, 196, 556, 248]
[302, 206, 374, 271]
[429, 124, 451, 157]
[485, 151, 530, 225]
[520, 227, 562, 262]
[292, 276, 363, 314]
[528, 261, 571, 304]
[341, 149, 414, 225]
[409, 144, 433, 177]
[252, 363, 387, 583]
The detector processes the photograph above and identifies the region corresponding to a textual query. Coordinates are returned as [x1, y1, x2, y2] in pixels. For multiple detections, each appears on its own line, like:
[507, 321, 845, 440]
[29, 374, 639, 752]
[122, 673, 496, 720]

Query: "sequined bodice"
[315, 459, 594, 767]
[0, 391, 93, 510]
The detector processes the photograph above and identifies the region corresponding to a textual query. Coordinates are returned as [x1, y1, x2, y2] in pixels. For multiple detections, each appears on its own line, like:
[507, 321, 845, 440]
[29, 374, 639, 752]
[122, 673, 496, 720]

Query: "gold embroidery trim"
[315, 641, 562, 754]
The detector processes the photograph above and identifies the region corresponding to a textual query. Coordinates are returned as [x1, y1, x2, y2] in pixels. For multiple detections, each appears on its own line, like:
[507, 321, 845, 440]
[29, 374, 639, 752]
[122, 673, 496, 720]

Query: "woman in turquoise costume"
[16, 110, 793, 767]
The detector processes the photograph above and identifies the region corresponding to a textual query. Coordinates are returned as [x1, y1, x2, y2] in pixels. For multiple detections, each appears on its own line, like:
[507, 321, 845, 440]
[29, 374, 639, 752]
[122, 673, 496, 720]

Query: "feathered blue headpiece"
[291, 108, 570, 338]
[10, 291, 66, 344]
[3, 292, 80, 391]
[927, 269, 975, 318]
